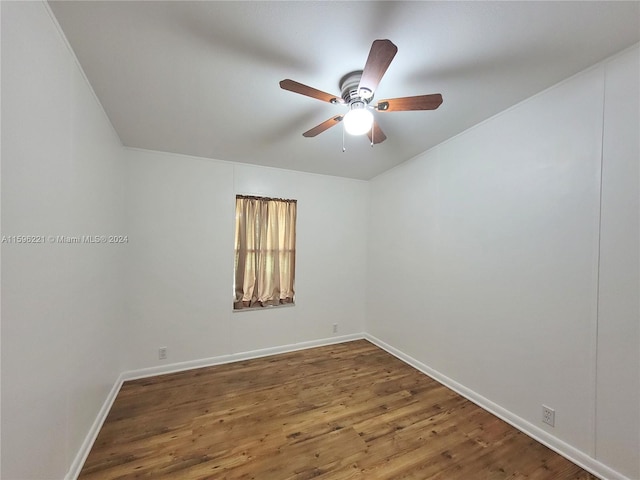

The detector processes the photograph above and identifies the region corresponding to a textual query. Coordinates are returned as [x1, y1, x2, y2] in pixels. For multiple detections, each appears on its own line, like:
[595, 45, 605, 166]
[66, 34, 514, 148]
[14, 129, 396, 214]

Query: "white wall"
[595, 47, 640, 476]
[123, 149, 368, 370]
[1, 2, 125, 479]
[367, 45, 639, 480]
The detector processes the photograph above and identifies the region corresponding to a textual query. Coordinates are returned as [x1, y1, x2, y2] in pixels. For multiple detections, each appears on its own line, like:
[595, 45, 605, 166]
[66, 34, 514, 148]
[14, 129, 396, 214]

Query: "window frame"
[233, 194, 297, 311]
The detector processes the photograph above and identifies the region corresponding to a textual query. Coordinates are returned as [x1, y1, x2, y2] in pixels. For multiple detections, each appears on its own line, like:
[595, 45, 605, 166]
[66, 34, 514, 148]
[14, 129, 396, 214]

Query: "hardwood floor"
[79, 340, 599, 479]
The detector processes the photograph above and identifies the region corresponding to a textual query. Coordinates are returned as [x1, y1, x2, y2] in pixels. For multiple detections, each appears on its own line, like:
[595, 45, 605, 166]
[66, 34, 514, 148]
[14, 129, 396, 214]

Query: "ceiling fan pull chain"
[342, 125, 346, 152]
[370, 124, 374, 147]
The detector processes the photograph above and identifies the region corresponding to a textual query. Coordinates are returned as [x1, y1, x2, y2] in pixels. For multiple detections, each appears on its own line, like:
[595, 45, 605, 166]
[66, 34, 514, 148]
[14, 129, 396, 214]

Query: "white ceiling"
[49, 1, 639, 180]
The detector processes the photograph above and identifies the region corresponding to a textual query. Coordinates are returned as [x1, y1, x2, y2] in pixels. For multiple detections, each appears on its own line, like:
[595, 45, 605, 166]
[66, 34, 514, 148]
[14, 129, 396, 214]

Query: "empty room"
[1, 1, 639, 479]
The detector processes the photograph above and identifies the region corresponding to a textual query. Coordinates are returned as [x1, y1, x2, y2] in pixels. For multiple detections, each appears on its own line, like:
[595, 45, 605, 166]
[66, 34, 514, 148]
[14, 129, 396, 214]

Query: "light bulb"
[343, 102, 373, 136]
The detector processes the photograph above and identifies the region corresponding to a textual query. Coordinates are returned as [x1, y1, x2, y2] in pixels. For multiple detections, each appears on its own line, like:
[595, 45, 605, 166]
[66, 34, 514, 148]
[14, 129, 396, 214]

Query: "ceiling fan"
[280, 39, 443, 145]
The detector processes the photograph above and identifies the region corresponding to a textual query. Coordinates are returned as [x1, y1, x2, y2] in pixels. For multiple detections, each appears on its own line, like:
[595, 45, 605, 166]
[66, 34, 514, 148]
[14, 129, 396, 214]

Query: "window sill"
[232, 302, 296, 313]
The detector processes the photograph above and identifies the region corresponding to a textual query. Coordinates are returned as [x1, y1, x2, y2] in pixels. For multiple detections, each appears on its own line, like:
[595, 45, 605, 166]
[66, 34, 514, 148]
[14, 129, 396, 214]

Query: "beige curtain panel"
[234, 196, 296, 309]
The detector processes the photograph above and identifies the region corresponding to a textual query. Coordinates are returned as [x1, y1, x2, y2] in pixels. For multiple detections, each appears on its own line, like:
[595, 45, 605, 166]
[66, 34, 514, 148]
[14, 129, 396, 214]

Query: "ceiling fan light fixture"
[343, 101, 373, 136]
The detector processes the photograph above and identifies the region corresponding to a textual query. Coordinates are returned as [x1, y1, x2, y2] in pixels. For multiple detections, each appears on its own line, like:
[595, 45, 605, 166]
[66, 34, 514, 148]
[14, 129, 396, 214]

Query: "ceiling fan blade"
[302, 115, 343, 137]
[367, 120, 387, 144]
[358, 39, 398, 96]
[376, 94, 443, 112]
[280, 79, 342, 104]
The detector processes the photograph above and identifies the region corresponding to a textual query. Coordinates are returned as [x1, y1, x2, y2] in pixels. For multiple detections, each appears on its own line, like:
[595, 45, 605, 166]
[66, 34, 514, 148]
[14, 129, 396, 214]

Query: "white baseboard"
[121, 333, 364, 381]
[363, 333, 632, 480]
[65, 333, 364, 479]
[65, 373, 125, 480]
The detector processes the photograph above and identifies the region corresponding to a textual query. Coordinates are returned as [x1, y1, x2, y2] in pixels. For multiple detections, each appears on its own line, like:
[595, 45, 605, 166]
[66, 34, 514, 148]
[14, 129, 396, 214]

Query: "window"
[234, 195, 297, 310]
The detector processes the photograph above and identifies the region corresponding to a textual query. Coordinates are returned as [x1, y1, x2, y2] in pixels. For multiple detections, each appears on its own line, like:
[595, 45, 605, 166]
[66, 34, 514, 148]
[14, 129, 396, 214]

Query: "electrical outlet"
[158, 347, 167, 360]
[542, 405, 555, 427]
[333, 323, 338, 334]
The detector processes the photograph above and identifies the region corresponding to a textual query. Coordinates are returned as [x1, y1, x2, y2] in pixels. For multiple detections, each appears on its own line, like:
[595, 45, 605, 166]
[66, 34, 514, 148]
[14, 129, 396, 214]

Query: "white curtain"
[234, 196, 296, 309]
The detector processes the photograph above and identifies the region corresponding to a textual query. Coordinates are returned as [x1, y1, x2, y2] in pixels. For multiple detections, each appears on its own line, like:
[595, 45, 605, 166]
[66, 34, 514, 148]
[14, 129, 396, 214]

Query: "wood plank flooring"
[79, 340, 599, 479]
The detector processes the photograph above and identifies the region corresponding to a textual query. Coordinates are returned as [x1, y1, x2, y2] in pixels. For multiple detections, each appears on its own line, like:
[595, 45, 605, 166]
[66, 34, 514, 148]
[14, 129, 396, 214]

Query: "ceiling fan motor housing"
[340, 71, 372, 104]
